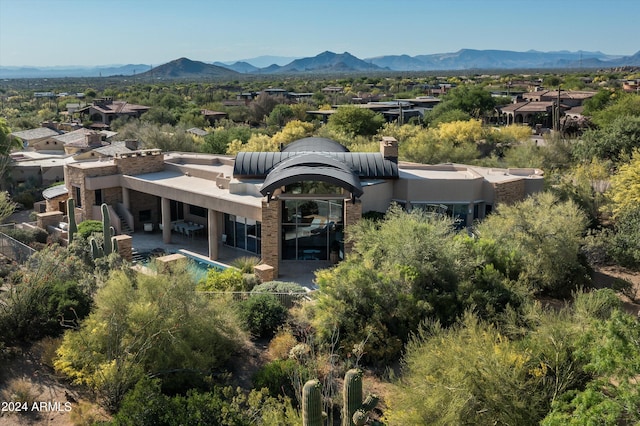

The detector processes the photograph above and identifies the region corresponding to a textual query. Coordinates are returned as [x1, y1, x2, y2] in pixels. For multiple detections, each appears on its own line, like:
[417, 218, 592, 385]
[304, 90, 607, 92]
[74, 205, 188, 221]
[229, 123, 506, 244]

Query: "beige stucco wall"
[360, 181, 394, 213]
[395, 175, 484, 204]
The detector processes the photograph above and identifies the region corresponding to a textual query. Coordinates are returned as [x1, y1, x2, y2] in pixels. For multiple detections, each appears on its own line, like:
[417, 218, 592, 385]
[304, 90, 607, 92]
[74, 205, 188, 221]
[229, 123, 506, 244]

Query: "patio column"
[161, 197, 171, 244]
[122, 187, 130, 210]
[208, 209, 220, 260]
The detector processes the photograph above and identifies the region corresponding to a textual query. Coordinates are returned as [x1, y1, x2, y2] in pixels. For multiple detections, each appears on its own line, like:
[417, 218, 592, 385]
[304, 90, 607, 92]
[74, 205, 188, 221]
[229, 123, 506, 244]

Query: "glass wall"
[412, 202, 470, 229]
[281, 199, 344, 260]
[223, 214, 261, 255]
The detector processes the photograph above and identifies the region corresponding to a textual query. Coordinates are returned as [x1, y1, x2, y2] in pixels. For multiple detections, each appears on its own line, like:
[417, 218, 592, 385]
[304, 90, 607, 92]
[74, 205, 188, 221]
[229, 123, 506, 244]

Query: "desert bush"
[32, 336, 63, 369]
[231, 256, 261, 273]
[253, 359, 297, 400]
[77, 220, 103, 239]
[608, 205, 640, 269]
[238, 294, 288, 338]
[112, 376, 300, 425]
[54, 266, 246, 410]
[252, 281, 306, 294]
[198, 267, 245, 292]
[268, 329, 298, 360]
[1, 378, 38, 410]
[2, 227, 48, 245]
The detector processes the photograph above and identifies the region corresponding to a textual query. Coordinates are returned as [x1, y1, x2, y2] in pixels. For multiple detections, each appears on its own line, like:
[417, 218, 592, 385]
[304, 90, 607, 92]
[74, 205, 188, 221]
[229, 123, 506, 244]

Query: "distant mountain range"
[2, 49, 639, 79]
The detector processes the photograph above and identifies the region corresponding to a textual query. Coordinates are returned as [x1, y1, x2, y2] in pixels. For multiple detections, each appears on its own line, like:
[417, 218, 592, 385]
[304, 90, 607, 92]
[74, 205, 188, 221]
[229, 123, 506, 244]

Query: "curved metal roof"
[281, 137, 350, 153]
[260, 153, 363, 198]
[42, 185, 68, 200]
[234, 151, 398, 179]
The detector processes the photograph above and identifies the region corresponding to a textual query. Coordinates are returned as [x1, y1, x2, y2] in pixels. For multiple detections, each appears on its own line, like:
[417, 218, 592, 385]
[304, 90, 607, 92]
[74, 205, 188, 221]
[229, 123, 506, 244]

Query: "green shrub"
[608, 205, 640, 269]
[242, 273, 260, 291]
[252, 281, 306, 294]
[0, 278, 92, 343]
[77, 220, 103, 239]
[113, 377, 300, 425]
[238, 294, 288, 338]
[3, 227, 48, 245]
[253, 359, 297, 400]
[197, 268, 245, 291]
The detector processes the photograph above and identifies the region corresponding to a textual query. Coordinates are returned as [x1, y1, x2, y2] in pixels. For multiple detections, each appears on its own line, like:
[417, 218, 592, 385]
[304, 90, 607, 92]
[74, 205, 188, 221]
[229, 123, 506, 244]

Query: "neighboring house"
[498, 101, 556, 126]
[522, 90, 596, 107]
[186, 128, 209, 137]
[10, 127, 63, 151]
[622, 80, 639, 93]
[201, 109, 228, 125]
[77, 97, 150, 127]
[73, 141, 138, 160]
[55, 136, 543, 281]
[51, 128, 107, 155]
[499, 90, 597, 127]
[10, 152, 74, 187]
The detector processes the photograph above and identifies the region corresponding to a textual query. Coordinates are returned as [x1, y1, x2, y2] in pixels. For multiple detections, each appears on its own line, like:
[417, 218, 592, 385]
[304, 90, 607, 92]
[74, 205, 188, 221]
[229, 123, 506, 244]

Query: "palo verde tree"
[54, 263, 247, 411]
[475, 192, 589, 297]
[327, 105, 385, 137]
[312, 205, 519, 365]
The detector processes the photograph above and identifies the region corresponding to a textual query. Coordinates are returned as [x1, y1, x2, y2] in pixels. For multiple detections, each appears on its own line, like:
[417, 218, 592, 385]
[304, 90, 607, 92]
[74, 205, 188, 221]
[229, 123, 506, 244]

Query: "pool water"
[136, 249, 228, 283]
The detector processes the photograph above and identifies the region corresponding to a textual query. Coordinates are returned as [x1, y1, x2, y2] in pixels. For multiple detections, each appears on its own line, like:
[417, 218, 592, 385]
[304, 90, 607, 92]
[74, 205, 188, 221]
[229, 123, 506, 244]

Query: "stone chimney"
[85, 131, 102, 147]
[124, 139, 139, 150]
[380, 136, 398, 163]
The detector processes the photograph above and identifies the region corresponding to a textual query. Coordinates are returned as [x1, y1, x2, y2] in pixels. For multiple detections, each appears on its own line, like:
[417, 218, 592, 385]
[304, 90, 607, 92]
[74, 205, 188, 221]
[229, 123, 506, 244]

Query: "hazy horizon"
[1, 0, 638, 67]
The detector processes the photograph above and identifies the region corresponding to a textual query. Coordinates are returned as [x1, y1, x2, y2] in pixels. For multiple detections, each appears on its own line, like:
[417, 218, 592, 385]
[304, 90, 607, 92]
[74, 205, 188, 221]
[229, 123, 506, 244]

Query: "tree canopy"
[54, 265, 246, 410]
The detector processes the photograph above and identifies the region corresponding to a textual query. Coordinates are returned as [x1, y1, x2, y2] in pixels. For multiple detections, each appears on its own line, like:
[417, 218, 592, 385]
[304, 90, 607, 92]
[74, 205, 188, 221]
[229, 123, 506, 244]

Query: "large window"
[281, 199, 344, 260]
[223, 214, 261, 255]
[74, 186, 82, 207]
[284, 181, 345, 195]
[189, 204, 207, 218]
[94, 189, 103, 206]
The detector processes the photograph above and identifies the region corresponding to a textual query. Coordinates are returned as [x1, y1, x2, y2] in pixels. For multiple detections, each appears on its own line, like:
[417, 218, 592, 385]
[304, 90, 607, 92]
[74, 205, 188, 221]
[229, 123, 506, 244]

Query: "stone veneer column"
[493, 180, 526, 205]
[161, 197, 171, 244]
[113, 235, 133, 262]
[343, 199, 362, 255]
[208, 209, 220, 260]
[36, 211, 63, 230]
[260, 199, 281, 279]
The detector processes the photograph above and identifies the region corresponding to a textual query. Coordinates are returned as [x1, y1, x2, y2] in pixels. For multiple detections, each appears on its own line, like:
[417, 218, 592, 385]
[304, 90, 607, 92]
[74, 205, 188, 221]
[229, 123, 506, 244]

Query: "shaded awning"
[259, 153, 363, 200]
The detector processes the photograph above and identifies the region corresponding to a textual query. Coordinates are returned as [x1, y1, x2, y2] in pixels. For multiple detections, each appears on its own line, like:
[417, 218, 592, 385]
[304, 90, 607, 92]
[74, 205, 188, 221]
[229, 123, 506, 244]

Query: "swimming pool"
[177, 249, 230, 283]
[135, 249, 230, 283]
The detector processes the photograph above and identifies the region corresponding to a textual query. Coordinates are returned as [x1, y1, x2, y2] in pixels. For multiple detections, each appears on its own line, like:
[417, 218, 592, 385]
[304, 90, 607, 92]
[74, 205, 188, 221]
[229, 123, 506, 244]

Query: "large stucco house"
[46, 137, 543, 281]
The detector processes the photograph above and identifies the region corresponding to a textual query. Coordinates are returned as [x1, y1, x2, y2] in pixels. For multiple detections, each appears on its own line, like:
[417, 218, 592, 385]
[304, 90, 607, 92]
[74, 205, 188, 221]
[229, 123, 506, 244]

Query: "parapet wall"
[114, 149, 164, 176]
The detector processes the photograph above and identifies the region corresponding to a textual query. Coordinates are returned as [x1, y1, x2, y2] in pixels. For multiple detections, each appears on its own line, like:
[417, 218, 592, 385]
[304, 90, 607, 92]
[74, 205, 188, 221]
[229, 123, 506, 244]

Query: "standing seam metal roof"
[234, 151, 398, 179]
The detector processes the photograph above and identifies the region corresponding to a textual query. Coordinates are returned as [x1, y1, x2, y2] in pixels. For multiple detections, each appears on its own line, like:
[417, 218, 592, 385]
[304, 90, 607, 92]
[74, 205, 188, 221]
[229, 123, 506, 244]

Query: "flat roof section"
[123, 171, 263, 219]
[399, 168, 477, 180]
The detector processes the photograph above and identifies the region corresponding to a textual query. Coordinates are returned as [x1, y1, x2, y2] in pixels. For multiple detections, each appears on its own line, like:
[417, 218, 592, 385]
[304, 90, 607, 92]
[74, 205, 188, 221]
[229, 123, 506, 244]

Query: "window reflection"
[282, 199, 344, 260]
[223, 214, 261, 254]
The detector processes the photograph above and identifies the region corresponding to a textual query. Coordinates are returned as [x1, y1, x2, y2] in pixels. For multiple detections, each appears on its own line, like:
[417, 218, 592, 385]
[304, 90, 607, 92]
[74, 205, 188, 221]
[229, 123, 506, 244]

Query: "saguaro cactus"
[302, 379, 323, 426]
[89, 203, 119, 260]
[303, 370, 379, 426]
[343, 369, 379, 426]
[67, 198, 77, 243]
[101, 203, 112, 256]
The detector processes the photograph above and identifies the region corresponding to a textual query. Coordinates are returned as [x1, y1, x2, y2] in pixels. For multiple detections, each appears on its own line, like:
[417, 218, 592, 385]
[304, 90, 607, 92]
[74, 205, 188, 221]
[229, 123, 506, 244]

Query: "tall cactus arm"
[303, 379, 324, 426]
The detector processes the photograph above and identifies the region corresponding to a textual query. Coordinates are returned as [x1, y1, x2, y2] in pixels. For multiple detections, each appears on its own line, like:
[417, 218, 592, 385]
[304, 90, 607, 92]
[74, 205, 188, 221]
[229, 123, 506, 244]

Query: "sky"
[1, 0, 638, 67]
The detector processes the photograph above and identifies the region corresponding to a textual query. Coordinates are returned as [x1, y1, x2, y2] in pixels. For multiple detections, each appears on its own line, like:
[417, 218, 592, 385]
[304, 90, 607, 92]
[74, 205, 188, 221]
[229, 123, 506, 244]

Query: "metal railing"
[0, 231, 36, 263]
